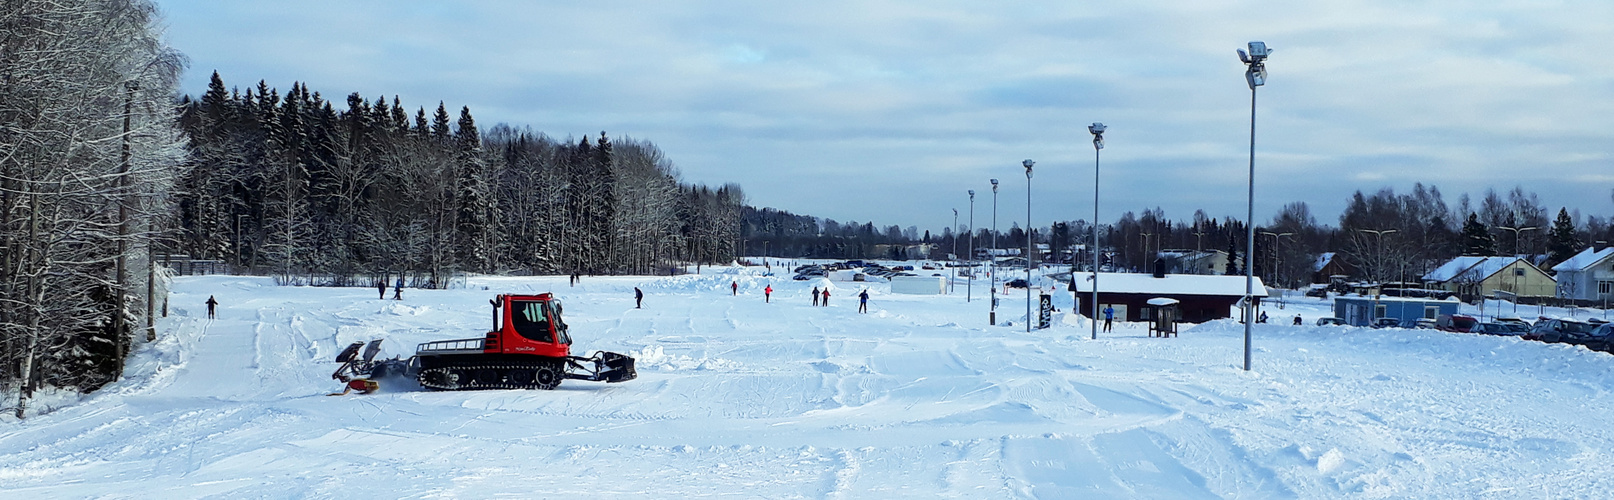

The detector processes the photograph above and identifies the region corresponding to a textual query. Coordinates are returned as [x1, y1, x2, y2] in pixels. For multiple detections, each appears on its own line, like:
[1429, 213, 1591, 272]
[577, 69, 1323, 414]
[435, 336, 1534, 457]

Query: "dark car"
[1435, 314, 1479, 333]
[1526, 318, 1596, 343]
[1371, 317, 1402, 329]
[1005, 278, 1029, 288]
[1582, 324, 1614, 352]
[1304, 286, 1328, 298]
[1475, 322, 1528, 336]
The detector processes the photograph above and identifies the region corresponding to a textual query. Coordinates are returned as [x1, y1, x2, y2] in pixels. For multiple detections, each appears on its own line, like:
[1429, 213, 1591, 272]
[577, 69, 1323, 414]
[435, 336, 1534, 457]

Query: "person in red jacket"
[731, 281, 738, 296]
[764, 285, 773, 303]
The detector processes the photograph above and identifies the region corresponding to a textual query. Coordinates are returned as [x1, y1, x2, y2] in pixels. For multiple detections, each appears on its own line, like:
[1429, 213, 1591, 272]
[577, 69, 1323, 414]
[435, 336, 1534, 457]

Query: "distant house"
[1333, 295, 1459, 327]
[1551, 246, 1614, 302]
[1311, 252, 1356, 283]
[1159, 249, 1228, 275]
[1421, 256, 1555, 300]
[1071, 272, 1268, 323]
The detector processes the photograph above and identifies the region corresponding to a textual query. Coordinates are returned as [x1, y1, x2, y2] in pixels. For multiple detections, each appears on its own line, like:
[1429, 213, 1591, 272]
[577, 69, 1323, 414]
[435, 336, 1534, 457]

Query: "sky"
[151, 0, 1614, 234]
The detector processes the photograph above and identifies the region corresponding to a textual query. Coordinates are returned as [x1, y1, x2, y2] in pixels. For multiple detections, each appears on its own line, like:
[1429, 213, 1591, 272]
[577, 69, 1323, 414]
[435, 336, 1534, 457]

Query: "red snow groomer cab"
[408, 293, 635, 390]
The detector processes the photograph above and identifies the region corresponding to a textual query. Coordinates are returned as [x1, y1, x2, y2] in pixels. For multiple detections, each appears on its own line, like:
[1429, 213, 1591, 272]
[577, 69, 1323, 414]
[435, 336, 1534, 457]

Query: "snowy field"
[4, 265, 1614, 498]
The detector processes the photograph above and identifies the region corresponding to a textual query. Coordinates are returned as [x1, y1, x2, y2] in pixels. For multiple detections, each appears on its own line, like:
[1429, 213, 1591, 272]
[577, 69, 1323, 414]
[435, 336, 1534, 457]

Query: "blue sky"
[152, 0, 1614, 233]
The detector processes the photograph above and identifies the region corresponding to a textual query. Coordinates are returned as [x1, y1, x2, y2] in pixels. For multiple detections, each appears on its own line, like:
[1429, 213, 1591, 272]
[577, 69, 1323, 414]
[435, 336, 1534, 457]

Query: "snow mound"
[632, 345, 742, 372]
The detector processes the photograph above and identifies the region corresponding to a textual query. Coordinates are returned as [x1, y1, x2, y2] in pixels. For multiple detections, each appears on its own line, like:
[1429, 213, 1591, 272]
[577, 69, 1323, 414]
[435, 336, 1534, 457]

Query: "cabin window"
[1424, 306, 1439, 319]
[511, 301, 554, 342]
[1600, 281, 1613, 295]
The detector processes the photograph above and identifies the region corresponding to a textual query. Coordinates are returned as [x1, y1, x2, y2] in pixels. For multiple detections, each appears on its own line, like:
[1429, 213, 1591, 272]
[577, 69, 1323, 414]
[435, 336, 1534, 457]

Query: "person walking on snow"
[393, 277, 403, 300]
[205, 295, 218, 319]
[822, 288, 830, 306]
[858, 289, 869, 313]
[635, 287, 644, 309]
[731, 281, 738, 296]
[811, 287, 821, 306]
[376, 279, 387, 300]
[764, 285, 773, 303]
[1102, 305, 1115, 332]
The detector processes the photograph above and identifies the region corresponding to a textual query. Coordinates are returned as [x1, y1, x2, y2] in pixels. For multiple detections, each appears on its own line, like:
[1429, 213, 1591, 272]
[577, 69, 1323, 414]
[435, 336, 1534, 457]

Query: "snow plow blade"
[566, 351, 637, 383]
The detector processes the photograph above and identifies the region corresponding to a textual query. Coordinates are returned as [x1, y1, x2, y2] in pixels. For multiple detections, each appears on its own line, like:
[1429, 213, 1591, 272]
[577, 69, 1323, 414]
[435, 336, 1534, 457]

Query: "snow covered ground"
[4, 266, 1614, 498]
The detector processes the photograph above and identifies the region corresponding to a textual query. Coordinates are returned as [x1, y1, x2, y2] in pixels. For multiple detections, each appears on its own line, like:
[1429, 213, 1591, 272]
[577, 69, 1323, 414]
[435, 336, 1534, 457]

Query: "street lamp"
[968, 190, 975, 303]
[990, 179, 999, 325]
[1497, 225, 1537, 314]
[951, 208, 958, 293]
[1023, 159, 1035, 333]
[1260, 231, 1294, 288]
[1238, 40, 1271, 372]
[1357, 229, 1397, 284]
[1088, 122, 1104, 340]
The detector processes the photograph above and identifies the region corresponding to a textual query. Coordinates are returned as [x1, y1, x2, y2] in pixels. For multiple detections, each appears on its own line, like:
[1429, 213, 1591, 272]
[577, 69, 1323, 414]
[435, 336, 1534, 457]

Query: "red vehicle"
[1435, 313, 1478, 333]
[334, 293, 635, 391]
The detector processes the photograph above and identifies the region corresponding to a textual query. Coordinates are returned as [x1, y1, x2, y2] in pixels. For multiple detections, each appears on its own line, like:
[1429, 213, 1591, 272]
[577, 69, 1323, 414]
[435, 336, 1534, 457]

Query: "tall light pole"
[1497, 225, 1537, 313]
[1357, 229, 1397, 284]
[1141, 232, 1154, 271]
[1238, 40, 1271, 372]
[1260, 231, 1294, 288]
[990, 179, 999, 325]
[1023, 159, 1035, 332]
[1088, 123, 1104, 340]
[967, 190, 975, 303]
[951, 208, 958, 293]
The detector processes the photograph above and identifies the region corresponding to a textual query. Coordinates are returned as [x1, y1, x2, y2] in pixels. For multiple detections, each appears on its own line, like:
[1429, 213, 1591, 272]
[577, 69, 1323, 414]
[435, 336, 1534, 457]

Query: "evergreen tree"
[1460, 212, 1495, 256]
[1545, 208, 1582, 270]
[454, 106, 495, 272]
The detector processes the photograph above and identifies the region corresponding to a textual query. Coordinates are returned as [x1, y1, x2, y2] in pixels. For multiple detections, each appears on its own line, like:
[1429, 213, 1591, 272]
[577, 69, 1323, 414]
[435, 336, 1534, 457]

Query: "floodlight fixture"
[1239, 41, 1271, 89]
[1089, 122, 1106, 150]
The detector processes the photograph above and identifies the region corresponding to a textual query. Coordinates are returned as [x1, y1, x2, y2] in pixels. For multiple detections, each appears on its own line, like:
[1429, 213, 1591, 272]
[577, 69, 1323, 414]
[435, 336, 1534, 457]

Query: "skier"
[393, 277, 403, 300]
[764, 285, 773, 303]
[205, 295, 218, 319]
[858, 289, 869, 313]
[731, 281, 738, 296]
[1259, 311, 1269, 324]
[635, 287, 644, 309]
[822, 288, 830, 306]
[376, 279, 387, 300]
[327, 376, 379, 396]
[1293, 315, 1302, 326]
[811, 287, 821, 306]
[1102, 305, 1114, 332]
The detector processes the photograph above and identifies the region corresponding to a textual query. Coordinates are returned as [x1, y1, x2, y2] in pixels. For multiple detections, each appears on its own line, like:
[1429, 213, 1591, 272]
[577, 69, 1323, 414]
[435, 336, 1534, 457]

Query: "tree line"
[177, 73, 744, 285]
[743, 183, 1614, 291]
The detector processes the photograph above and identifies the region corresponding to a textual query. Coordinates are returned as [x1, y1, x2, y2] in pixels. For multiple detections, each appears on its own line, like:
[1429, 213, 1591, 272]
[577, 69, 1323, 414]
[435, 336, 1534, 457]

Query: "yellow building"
[1422, 256, 1555, 299]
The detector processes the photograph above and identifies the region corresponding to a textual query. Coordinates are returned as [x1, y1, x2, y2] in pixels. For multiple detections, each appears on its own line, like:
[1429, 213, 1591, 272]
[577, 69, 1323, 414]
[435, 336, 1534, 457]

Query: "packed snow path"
[4, 272, 1614, 498]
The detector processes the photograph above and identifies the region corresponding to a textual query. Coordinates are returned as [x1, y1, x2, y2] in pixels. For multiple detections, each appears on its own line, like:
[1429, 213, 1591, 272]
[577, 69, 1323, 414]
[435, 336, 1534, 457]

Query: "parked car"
[1494, 316, 1532, 329]
[1005, 278, 1029, 288]
[1582, 324, 1614, 352]
[1400, 317, 1439, 330]
[1371, 317, 1402, 329]
[1526, 318, 1597, 343]
[1475, 322, 1529, 336]
[1315, 317, 1345, 326]
[1435, 314, 1479, 333]
[1304, 285, 1329, 298]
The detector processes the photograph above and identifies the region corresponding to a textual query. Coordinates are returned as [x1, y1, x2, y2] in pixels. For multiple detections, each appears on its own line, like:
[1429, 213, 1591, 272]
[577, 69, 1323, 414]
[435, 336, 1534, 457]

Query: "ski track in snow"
[2, 269, 1614, 498]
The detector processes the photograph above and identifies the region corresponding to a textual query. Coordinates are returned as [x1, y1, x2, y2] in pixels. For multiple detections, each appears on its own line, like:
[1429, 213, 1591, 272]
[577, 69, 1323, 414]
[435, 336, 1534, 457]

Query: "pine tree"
[454, 106, 495, 273]
[1460, 212, 1495, 256]
[1545, 208, 1582, 270]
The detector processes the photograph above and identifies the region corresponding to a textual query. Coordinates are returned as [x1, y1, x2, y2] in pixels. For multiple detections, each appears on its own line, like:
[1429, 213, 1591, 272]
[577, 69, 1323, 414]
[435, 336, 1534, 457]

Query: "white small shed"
[891, 275, 946, 295]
